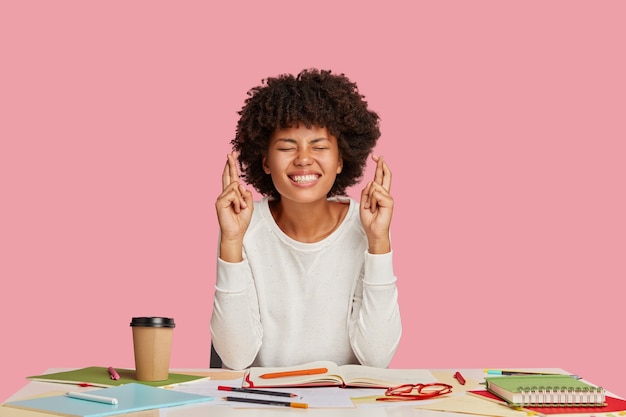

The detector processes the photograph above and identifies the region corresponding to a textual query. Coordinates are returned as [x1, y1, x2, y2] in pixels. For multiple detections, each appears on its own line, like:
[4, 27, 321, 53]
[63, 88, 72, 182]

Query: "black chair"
[210, 342, 223, 368]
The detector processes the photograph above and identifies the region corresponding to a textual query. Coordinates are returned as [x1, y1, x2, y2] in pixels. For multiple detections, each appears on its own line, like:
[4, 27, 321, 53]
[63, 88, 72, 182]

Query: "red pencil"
[218, 385, 298, 398]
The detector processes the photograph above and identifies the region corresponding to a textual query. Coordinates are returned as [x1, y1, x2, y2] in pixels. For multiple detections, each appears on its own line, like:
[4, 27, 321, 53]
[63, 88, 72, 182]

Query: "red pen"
[218, 385, 298, 398]
[453, 371, 466, 385]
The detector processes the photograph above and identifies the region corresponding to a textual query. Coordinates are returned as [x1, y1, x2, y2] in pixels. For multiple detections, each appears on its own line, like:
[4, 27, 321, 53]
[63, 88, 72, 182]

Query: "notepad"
[5, 383, 213, 417]
[485, 375, 606, 407]
[243, 360, 436, 389]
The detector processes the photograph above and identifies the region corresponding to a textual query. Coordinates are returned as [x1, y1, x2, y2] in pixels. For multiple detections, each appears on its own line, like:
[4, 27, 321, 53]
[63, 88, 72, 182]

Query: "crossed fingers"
[363, 154, 392, 212]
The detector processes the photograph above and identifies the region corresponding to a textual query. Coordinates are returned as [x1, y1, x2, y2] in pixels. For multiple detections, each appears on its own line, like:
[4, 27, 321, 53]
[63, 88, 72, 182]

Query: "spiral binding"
[517, 385, 606, 407]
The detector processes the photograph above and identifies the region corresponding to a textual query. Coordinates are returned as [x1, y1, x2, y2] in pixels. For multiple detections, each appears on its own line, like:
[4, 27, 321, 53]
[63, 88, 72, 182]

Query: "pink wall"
[1, 1, 624, 402]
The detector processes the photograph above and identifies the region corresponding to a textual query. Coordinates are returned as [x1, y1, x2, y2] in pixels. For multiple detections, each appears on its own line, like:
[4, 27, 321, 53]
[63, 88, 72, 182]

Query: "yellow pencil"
[223, 396, 308, 408]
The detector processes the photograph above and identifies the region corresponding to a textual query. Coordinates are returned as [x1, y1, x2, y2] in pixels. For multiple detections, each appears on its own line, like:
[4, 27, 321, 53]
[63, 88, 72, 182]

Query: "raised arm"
[351, 155, 401, 367]
[211, 152, 262, 369]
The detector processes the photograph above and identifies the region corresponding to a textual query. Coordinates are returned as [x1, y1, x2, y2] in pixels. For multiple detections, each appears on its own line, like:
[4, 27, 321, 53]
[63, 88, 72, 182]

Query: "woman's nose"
[294, 149, 313, 166]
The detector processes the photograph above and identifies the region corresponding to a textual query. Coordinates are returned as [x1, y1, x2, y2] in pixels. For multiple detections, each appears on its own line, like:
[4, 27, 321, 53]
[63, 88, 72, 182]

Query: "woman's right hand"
[216, 151, 254, 261]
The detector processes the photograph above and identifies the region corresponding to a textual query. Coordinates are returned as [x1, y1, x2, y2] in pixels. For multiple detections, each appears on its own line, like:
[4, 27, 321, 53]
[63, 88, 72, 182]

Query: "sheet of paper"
[413, 393, 530, 417]
[169, 376, 355, 408]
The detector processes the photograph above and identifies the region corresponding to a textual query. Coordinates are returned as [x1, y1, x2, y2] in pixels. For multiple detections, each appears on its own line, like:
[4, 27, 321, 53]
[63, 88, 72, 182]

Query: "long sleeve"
[348, 251, 402, 368]
[210, 257, 263, 370]
[210, 197, 402, 369]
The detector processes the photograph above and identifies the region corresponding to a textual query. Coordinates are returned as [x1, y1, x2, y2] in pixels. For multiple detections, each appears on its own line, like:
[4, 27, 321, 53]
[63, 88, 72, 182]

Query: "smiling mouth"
[290, 174, 320, 184]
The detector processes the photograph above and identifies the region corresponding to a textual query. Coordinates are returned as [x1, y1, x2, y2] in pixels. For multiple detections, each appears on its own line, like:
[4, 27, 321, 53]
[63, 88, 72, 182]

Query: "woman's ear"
[336, 156, 343, 174]
[262, 155, 271, 174]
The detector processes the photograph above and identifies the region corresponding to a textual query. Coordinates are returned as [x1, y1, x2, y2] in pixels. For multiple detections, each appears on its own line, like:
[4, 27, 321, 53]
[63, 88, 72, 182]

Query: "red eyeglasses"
[376, 383, 453, 401]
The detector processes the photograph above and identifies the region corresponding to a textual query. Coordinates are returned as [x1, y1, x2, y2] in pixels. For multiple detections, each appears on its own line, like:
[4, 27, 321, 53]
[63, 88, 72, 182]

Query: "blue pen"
[485, 369, 581, 379]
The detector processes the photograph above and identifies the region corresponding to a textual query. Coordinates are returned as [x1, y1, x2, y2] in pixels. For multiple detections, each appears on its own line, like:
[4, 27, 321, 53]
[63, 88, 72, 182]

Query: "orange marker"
[259, 367, 328, 379]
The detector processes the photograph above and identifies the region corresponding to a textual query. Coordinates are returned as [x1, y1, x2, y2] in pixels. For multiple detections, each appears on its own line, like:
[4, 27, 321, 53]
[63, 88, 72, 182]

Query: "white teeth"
[291, 175, 318, 184]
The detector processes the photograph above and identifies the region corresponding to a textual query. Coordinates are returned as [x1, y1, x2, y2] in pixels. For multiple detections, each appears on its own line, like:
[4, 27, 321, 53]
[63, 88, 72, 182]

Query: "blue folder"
[5, 383, 213, 417]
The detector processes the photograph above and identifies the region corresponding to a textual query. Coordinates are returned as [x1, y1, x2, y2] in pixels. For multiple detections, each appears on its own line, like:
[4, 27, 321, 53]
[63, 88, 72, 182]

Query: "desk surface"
[0, 367, 588, 417]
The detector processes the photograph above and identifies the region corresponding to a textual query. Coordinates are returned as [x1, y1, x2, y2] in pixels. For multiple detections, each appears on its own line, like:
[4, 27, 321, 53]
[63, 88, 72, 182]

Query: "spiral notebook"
[485, 375, 606, 407]
[470, 390, 626, 416]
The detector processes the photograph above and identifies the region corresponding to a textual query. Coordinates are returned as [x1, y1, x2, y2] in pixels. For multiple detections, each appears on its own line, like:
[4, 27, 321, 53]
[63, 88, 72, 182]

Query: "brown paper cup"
[130, 317, 175, 381]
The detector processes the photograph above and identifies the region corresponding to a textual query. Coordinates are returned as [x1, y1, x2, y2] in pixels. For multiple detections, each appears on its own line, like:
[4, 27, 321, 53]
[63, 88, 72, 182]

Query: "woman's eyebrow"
[310, 137, 330, 143]
[273, 137, 329, 144]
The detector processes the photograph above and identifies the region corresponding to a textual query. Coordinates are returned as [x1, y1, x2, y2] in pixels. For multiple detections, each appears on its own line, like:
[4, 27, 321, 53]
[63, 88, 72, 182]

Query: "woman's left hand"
[360, 154, 393, 254]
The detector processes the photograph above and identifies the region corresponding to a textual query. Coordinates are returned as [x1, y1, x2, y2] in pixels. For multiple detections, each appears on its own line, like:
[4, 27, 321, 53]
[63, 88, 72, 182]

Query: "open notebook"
[243, 360, 436, 388]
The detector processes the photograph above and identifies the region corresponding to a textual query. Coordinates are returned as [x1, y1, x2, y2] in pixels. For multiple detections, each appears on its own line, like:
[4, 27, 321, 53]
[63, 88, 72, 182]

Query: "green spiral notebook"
[485, 375, 606, 407]
[5, 383, 213, 417]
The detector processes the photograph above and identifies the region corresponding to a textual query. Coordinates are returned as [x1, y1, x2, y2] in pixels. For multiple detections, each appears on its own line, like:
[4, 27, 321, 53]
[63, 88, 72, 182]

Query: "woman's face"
[263, 124, 343, 204]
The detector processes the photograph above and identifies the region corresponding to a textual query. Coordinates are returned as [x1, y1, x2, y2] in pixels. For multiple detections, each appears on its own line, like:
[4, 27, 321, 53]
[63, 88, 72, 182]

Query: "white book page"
[339, 365, 437, 387]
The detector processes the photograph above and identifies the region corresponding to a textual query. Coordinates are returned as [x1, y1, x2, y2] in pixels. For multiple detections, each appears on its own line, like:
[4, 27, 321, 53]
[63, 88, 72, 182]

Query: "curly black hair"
[232, 68, 381, 198]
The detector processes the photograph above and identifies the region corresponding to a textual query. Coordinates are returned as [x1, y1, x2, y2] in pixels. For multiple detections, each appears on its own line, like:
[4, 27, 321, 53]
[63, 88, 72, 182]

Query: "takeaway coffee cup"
[130, 317, 175, 381]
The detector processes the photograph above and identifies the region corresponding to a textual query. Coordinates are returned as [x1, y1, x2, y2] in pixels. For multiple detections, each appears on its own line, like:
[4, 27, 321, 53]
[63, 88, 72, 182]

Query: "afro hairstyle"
[232, 68, 381, 198]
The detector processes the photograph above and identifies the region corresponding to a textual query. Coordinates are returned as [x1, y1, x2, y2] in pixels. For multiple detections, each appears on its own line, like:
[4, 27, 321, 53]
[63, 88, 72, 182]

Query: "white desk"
[0, 368, 578, 417]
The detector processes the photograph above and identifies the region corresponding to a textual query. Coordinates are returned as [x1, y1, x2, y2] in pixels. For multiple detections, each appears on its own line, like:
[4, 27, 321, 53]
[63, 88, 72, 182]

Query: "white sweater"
[210, 197, 402, 370]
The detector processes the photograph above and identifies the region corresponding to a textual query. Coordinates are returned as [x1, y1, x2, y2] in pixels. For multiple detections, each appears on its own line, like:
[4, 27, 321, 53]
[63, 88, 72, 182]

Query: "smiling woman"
[210, 69, 401, 371]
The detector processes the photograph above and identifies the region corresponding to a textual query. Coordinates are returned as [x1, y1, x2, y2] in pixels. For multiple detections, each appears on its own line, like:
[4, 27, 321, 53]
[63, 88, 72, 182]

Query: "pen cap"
[130, 317, 175, 328]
